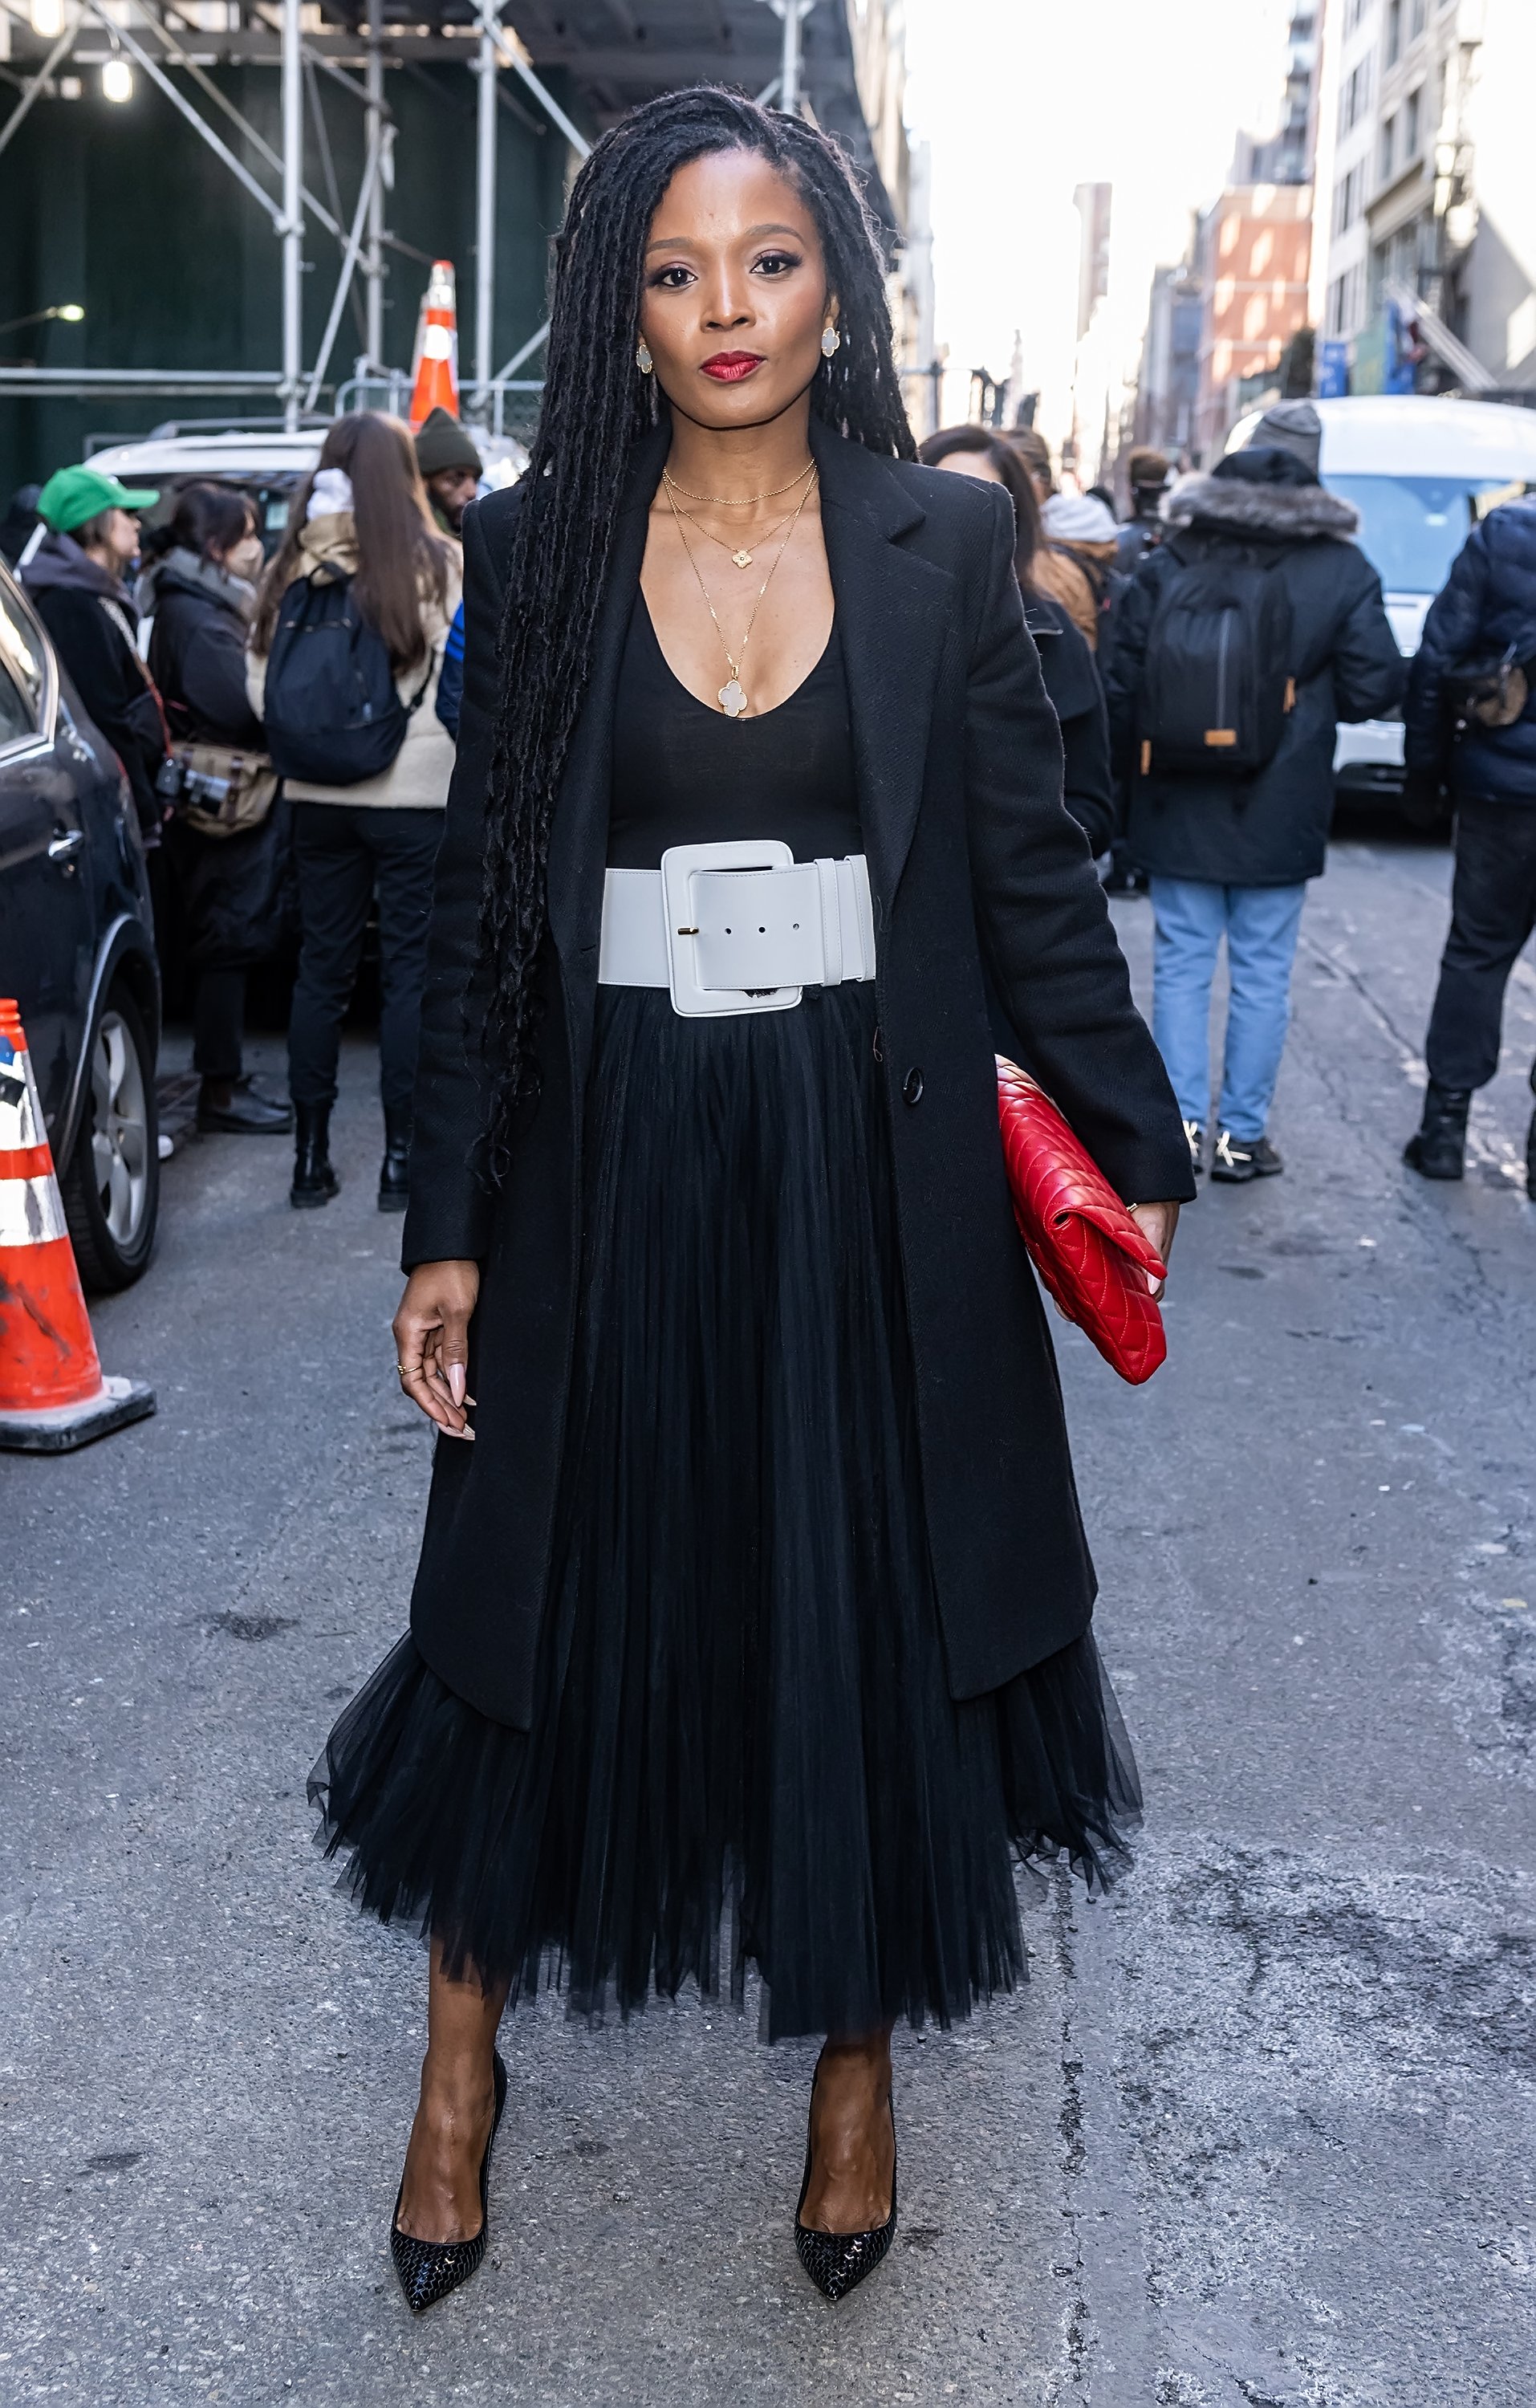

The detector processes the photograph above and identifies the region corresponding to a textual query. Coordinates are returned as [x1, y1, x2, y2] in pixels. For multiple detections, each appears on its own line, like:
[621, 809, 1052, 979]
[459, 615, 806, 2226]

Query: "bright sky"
[903, 0, 1295, 441]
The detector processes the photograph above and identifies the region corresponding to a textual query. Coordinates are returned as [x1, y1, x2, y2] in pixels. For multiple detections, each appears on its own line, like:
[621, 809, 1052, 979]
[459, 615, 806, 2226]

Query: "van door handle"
[47, 828, 86, 864]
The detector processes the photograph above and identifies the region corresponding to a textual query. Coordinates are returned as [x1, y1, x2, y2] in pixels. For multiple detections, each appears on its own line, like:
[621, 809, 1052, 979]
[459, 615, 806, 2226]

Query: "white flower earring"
[820, 321, 840, 358]
[636, 339, 654, 376]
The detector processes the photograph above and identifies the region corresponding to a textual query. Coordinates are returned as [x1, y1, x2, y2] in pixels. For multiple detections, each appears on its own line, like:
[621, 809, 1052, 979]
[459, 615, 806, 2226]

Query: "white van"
[1225, 395, 1536, 799]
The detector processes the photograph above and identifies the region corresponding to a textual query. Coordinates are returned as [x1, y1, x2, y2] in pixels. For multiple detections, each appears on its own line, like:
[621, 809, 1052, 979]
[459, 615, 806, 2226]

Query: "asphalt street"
[2, 830, 1534, 2408]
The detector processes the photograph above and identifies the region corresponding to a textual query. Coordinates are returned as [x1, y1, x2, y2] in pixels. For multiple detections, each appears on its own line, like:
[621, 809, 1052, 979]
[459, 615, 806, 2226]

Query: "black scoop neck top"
[606, 592, 863, 870]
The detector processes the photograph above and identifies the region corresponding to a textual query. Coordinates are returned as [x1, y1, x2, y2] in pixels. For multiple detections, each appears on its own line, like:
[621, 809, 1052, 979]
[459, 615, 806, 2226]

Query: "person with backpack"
[1103, 400, 1404, 1181]
[1399, 494, 1536, 1194]
[140, 482, 294, 1137]
[249, 412, 459, 1211]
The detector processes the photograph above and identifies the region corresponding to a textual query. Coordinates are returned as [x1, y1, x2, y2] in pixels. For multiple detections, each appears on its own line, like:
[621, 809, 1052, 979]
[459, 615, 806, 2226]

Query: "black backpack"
[1136, 542, 1295, 778]
[262, 569, 425, 786]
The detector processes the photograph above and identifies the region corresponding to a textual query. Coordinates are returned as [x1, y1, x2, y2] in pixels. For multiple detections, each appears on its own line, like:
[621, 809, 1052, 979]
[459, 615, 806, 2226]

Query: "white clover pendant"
[718, 678, 747, 718]
[730, 548, 753, 569]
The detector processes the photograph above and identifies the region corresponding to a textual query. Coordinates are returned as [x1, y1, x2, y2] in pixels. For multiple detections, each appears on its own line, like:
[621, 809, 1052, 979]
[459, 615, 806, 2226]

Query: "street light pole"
[473, 9, 498, 407]
[364, 0, 384, 372]
[757, 0, 811, 114]
[280, 0, 304, 429]
[779, 0, 803, 113]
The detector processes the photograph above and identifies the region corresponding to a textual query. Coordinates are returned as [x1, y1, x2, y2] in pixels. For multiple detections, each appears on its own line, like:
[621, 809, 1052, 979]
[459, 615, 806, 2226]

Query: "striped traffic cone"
[0, 999, 154, 1452]
[408, 260, 461, 428]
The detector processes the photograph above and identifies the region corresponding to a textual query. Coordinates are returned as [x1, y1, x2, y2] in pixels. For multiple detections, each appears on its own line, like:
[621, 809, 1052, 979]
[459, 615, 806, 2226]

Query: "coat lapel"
[812, 421, 954, 913]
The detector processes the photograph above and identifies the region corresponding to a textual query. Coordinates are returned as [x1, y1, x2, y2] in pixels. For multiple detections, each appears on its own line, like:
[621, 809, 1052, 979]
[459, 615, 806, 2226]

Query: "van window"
[1326, 474, 1530, 596]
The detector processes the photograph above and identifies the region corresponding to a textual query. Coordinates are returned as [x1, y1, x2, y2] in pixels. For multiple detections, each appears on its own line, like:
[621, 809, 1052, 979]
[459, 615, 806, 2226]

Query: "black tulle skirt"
[311, 984, 1139, 2040]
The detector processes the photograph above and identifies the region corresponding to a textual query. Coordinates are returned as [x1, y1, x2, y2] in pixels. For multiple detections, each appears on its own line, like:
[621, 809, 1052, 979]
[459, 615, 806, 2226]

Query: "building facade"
[1192, 183, 1315, 462]
[1311, 0, 1536, 396]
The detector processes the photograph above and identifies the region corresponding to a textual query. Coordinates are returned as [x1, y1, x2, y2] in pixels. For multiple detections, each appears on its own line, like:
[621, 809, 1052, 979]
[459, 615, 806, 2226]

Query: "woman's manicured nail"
[447, 1363, 466, 1406]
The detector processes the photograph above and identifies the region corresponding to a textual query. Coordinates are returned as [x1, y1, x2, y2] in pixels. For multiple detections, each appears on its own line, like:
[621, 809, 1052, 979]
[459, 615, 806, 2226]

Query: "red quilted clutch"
[996, 1056, 1168, 1385]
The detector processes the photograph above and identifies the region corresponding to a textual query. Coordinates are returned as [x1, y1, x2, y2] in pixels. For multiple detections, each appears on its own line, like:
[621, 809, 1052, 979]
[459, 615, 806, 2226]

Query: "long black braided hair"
[477, 85, 916, 1172]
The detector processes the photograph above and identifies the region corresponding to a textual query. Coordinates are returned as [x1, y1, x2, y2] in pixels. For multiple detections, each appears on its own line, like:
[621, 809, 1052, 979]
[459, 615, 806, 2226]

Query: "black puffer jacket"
[140, 550, 292, 970]
[1404, 496, 1536, 805]
[144, 550, 263, 748]
[23, 531, 166, 839]
[1103, 451, 1405, 885]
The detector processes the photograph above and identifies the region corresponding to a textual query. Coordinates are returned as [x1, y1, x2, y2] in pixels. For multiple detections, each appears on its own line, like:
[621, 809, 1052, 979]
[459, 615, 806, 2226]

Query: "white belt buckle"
[660, 839, 804, 1017]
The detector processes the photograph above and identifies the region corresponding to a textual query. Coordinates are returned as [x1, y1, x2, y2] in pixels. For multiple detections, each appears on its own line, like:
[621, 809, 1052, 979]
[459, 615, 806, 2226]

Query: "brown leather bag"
[163, 740, 278, 838]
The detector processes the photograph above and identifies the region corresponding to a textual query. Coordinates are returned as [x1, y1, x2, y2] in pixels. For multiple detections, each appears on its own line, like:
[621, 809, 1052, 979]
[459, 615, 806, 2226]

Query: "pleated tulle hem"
[311, 986, 1140, 2042]
[309, 1622, 1140, 2038]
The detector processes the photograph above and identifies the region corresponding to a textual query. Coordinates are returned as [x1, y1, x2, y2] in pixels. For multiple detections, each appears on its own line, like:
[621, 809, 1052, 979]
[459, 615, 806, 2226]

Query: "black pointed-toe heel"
[390, 2050, 507, 2315]
[794, 2080, 898, 2304]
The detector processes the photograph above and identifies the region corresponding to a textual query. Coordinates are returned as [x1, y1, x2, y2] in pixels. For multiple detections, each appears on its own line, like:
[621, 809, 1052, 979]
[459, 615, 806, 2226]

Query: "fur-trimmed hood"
[1162, 470, 1359, 541]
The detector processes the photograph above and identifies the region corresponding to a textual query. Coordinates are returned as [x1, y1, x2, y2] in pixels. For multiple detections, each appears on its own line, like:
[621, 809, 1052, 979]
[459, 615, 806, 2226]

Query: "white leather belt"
[597, 840, 876, 1017]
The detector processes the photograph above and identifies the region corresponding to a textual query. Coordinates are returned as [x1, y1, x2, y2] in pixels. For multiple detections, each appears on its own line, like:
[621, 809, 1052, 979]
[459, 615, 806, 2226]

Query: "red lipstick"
[701, 352, 765, 383]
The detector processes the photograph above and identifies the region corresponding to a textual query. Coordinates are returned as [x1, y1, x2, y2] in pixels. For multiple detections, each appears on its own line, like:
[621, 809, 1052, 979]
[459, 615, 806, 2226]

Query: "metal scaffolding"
[0, 0, 901, 429]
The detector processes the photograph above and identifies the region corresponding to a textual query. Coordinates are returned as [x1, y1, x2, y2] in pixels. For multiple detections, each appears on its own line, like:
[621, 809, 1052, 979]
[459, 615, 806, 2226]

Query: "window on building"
[1328, 274, 1347, 337]
[1409, 0, 1425, 31]
[1406, 87, 1420, 153]
[1381, 114, 1397, 179]
[1340, 59, 1371, 133]
[1386, 0, 1402, 64]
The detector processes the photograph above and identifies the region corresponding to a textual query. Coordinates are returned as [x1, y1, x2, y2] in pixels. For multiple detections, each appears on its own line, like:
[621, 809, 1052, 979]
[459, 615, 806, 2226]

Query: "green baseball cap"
[37, 464, 159, 535]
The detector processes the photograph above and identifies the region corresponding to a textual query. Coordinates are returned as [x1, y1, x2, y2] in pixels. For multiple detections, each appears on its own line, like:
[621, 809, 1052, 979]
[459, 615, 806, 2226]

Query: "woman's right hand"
[393, 1259, 481, 1438]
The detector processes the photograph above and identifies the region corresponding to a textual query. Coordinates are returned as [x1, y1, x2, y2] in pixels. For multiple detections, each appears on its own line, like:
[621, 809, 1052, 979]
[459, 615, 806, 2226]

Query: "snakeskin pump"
[390, 2050, 507, 2314]
[794, 2080, 897, 2303]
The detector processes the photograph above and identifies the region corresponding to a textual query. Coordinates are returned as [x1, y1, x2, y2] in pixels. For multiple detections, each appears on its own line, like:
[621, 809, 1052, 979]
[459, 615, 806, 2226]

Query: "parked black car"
[0, 557, 161, 1288]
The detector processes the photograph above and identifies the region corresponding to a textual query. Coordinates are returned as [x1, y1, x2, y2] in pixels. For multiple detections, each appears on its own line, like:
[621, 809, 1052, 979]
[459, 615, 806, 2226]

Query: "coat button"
[902, 1066, 924, 1106]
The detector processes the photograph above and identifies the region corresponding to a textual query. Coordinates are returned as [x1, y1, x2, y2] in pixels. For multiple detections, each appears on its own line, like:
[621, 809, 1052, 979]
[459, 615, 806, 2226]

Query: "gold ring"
[396, 1362, 414, 1377]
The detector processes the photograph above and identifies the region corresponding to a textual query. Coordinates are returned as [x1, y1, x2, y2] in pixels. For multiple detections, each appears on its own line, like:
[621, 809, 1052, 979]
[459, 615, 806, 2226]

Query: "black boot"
[378, 1106, 411, 1214]
[1404, 1082, 1470, 1181]
[291, 1101, 339, 1209]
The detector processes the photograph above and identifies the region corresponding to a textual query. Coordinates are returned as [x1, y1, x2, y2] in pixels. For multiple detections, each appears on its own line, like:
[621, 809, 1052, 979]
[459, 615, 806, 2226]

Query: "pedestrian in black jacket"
[308, 92, 1193, 2321]
[1400, 493, 1536, 1192]
[918, 424, 1116, 852]
[1103, 400, 1404, 1179]
[23, 465, 165, 844]
[141, 483, 294, 1136]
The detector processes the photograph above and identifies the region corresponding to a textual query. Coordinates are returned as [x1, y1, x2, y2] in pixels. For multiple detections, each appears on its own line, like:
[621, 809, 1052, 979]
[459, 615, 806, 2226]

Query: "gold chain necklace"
[663, 470, 819, 718]
[665, 488, 807, 570]
[662, 459, 815, 507]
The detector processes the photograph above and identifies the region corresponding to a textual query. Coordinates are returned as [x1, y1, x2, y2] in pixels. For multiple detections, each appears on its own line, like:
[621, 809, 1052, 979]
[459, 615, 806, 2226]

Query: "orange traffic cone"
[408, 260, 461, 428]
[0, 999, 154, 1452]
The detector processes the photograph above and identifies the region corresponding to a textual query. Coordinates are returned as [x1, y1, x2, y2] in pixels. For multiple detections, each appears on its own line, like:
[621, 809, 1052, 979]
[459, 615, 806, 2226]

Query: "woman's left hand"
[1129, 1200, 1180, 1301]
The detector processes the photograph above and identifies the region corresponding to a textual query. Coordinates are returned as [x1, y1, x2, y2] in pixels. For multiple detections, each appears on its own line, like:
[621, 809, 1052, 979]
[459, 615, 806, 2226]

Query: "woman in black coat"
[142, 484, 293, 1135]
[919, 424, 1116, 854]
[311, 89, 1192, 2317]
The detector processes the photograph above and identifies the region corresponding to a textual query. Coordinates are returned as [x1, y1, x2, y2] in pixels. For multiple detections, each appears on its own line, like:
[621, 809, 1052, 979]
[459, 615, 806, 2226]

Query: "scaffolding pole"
[473, 14, 498, 402]
[364, 0, 385, 368]
[281, 0, 305, 429]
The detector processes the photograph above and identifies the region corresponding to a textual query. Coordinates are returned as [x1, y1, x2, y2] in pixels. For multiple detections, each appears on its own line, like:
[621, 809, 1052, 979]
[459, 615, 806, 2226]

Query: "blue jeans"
[1148, 877, 1307, 1140]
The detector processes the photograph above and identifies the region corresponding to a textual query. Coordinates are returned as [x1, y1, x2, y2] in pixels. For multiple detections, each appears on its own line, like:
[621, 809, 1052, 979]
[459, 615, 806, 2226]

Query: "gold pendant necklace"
[663, 470, 819, 718]
[666, 490, 807, 570]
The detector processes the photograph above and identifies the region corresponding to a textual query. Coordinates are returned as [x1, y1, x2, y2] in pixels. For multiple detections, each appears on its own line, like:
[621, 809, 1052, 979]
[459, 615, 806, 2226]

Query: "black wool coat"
[403, 421, 1196, 1731]
[1102, 461, 1405, 886]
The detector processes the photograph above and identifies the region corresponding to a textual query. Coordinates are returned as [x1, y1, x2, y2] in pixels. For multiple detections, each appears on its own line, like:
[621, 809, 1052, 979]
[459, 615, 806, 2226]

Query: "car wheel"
[59, 986, 160, 1291]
